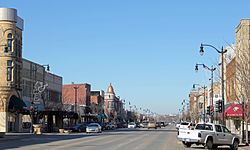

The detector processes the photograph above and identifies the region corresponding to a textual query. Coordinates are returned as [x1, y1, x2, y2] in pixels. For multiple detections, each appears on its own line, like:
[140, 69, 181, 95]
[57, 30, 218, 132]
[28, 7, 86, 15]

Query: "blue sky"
[1, 0, 250, 114]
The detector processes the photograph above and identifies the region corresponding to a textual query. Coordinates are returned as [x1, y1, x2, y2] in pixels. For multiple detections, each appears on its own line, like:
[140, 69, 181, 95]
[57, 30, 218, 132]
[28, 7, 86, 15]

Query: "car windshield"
[180, 122, 189, 125]
[129, 123, 135, 125]
[88, 124, 98, 127]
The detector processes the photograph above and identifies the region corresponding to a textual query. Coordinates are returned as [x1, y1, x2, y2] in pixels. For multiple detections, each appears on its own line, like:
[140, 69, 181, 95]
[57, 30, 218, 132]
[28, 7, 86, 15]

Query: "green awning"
[8, 95, 27, 112]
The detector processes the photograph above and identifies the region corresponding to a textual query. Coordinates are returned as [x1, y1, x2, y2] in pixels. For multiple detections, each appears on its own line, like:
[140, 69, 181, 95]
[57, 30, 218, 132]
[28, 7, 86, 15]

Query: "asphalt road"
[0, 125, 185, 150]
[1, 126, 249, 150]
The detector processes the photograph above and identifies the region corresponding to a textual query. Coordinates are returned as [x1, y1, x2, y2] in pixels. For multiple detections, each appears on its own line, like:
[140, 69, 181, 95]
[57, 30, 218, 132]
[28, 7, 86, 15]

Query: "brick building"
[62, 83, 91, 122]
[90, 90, 105, 121]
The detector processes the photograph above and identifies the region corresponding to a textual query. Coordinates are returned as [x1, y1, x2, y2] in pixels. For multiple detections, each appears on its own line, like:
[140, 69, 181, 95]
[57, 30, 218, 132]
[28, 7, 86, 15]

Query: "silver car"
[86, 123, 102, 133]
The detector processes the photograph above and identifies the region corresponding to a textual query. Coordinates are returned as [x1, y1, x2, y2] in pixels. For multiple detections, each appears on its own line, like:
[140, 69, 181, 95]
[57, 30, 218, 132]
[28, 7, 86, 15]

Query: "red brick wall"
[226, 58, 237, 103]
[62, 84, 91, 106]
[90, 95, 98, 104]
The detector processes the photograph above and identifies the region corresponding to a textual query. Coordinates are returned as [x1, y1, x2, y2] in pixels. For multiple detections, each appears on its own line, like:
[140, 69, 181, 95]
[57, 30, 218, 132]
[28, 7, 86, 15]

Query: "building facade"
[62, 83, 91, 123]
[0, 8, 24, 134]
[104, 83, 125, 123]
[0, 8, 63, 133]
[90, 90, 105, 121]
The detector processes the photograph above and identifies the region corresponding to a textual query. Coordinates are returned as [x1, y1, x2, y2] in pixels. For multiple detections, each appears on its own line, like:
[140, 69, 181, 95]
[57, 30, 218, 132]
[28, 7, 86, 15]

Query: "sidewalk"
[239, 144, 250, 150]
[0, 133, 33, 142]
[0, 132, 71, 141]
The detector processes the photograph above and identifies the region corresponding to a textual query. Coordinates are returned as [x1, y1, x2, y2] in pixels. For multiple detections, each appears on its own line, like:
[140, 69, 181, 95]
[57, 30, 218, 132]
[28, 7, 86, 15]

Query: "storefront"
[225, 103, 243, 135]
[8, 95, 30, 132]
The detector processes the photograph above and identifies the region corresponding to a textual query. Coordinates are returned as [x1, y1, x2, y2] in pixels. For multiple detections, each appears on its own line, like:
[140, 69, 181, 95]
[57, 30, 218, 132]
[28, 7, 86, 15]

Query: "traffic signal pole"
[203, 85, 206, 123]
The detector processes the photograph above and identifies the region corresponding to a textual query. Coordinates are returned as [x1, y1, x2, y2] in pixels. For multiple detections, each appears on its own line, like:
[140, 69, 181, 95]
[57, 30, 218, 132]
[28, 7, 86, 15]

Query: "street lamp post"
[195, 63, 216, 123]
[193, 84, 207, 122]
[72, 82, 79, 124]
[199, 43, 227, 125]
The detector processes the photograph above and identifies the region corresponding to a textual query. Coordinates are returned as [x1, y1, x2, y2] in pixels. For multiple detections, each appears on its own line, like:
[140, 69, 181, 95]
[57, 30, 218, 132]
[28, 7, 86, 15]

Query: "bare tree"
[235, 48, 250, 145]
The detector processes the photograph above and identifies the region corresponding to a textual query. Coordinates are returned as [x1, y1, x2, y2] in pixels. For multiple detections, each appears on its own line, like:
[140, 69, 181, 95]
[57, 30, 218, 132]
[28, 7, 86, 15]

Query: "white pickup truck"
[177, 123, 240, 150]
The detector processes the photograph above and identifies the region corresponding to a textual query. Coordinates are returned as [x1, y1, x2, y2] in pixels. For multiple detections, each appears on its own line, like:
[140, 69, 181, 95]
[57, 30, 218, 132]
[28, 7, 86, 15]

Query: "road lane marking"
[82, 133, 143, 150]
[45, 134, 113, 150]
[133, 133, 159, 150]
[110, 133, 149, 150]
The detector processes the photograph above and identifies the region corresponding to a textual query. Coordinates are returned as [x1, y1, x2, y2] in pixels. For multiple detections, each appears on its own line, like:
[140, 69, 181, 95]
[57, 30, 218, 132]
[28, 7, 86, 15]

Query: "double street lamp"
[195, 63, 216, 123]
[193, 84, 207, 123]
[199, 43, 227, 125]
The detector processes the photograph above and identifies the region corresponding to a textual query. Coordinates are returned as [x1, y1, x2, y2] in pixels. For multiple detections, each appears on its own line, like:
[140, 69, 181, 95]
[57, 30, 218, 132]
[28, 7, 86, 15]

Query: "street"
[1, 125, 249, 150]
[0, 125, 185, 150]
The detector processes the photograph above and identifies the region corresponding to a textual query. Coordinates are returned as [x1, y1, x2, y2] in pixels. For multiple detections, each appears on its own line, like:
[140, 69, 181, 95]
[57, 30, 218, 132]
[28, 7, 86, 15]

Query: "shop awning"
[97, 113, 107, 119]
[225, 103, 243, 117]
[66, 111, 79, 119]
[8, 95, 27, 112]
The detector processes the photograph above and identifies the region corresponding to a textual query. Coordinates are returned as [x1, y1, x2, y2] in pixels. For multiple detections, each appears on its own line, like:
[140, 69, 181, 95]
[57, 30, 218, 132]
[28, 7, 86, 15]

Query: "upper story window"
[7, 60, 13, 81]
[7, 33, 13, 52]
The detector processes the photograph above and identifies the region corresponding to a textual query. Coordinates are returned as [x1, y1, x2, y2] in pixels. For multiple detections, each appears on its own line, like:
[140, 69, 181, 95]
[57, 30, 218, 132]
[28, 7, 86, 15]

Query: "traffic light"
[218, 100, 222, 113]
[216, 100, 223, 113]
[215, 100, 219, 112]
[206, 106, 211, 115]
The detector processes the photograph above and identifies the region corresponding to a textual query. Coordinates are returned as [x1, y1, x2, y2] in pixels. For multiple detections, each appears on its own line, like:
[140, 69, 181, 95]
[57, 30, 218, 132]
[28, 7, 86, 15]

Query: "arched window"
[7, 33, 12, 51]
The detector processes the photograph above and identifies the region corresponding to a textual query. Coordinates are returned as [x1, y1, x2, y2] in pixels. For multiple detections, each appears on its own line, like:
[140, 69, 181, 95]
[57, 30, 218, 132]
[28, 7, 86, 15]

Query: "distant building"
[104, 83, 124, 122]
[90, 90, 105, 121]
[62, 83, 92, 122]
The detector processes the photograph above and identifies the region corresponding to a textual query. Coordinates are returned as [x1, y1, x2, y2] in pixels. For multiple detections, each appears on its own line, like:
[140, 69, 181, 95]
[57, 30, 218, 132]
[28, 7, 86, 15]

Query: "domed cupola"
[107, 83, 115, 94]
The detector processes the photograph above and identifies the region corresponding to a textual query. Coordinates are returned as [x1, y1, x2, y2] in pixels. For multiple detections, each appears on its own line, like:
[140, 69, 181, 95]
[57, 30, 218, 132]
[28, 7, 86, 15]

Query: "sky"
[1, 0, 250, 115]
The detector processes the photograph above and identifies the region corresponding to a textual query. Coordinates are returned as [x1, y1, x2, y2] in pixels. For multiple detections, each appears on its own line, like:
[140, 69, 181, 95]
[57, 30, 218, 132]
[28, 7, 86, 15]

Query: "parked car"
[176, 123, 181, 129]
[68, 122, 88, 132]
[97, 122, 106, 131]
[128, 122, 136, 128]
[147, 122, 157, 129]
[117, 122, 127, 128]
[177, 123, 240, 149]
[160, 122, 165, 127]
[141, 122, 148, 128]
[138, 122, 145, 128]
[105, 122, 116, 130]
[156, 122, 161, 128]
[86, 123, 102, 133]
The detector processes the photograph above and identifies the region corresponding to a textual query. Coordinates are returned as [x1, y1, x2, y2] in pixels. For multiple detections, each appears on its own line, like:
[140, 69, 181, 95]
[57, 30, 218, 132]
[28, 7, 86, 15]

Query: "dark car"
[117, 122, 127, 128]
[98, 122, 106, 130]
[69, 122, 88, 132]
[156, 122, 161, 128]
[160, 122, 165, 127]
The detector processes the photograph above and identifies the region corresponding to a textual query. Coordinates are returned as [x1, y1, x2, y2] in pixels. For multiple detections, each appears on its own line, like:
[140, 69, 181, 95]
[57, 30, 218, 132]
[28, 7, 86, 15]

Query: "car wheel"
[182, 142, 191, 148]
[230, 140, 239, 150]
[205, 138, 213, 149]
[212, 145, 218, 149]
